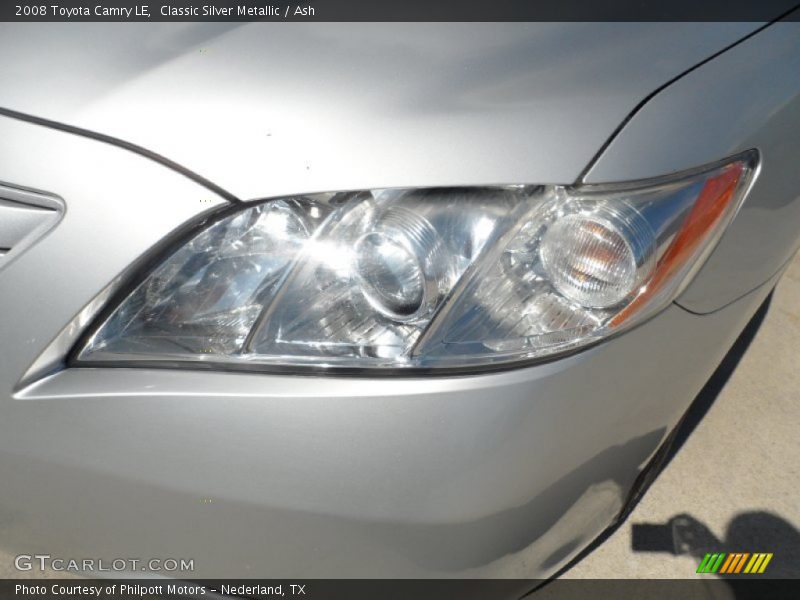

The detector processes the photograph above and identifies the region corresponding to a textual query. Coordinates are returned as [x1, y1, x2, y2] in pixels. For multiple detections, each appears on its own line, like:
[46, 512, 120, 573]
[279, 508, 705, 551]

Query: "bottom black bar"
[2, 579, 800, 600]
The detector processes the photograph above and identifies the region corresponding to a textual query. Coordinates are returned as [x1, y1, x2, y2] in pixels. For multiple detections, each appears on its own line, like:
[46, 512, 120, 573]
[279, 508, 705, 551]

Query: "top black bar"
[3, 0, 800, 22]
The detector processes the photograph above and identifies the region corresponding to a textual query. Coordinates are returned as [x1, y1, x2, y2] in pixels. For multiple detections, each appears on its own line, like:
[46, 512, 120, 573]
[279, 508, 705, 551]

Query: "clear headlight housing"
[76, 151, 757, 372]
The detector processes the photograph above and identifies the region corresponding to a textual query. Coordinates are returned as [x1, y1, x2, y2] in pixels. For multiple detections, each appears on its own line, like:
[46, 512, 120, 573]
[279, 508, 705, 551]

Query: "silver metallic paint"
[0, 20, 798, 581]
[0, 22, 761, 198]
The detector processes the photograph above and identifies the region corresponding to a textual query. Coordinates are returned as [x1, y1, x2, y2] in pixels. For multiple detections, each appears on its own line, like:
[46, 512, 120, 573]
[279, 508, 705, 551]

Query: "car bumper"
[1, 275, 774, 579]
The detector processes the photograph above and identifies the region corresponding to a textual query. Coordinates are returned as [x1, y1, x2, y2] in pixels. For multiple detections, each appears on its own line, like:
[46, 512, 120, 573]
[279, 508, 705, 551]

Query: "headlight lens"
[77, 151, 757, 371]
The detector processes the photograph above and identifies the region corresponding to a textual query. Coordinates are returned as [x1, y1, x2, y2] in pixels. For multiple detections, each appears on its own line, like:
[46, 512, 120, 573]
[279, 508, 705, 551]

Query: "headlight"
[75, 151, 757, 372]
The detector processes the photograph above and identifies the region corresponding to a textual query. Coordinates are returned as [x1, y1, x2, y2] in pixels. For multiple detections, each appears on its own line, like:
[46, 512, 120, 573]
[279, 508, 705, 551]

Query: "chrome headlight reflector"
[77, 151, 757, 371]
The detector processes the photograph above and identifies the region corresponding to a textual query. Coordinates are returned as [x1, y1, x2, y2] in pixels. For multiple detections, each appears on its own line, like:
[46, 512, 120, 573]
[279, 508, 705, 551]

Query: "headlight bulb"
[354, 207, 443, 321]
[540, 203, 656, 308]
[355, 232, 425, 318]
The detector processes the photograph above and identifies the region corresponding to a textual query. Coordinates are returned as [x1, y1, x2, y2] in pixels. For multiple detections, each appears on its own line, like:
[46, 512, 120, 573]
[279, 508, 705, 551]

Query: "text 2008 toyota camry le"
[1, 18, 799, 583]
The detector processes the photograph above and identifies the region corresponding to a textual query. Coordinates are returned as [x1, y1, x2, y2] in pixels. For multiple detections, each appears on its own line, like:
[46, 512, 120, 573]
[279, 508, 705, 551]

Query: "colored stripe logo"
[697, 552, 773, 574]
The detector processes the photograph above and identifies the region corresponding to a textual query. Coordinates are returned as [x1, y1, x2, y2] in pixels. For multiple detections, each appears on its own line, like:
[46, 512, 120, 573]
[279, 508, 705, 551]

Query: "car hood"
[0, 22, 764, 200]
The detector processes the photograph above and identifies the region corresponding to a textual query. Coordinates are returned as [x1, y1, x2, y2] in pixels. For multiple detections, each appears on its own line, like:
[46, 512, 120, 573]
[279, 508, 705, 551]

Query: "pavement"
[564, 252, 800, 579]
[1, 256, 797, 582]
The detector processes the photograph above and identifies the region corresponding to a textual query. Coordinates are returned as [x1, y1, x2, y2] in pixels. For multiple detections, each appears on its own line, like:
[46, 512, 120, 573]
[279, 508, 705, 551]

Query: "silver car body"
[1, 21, 799, 579]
